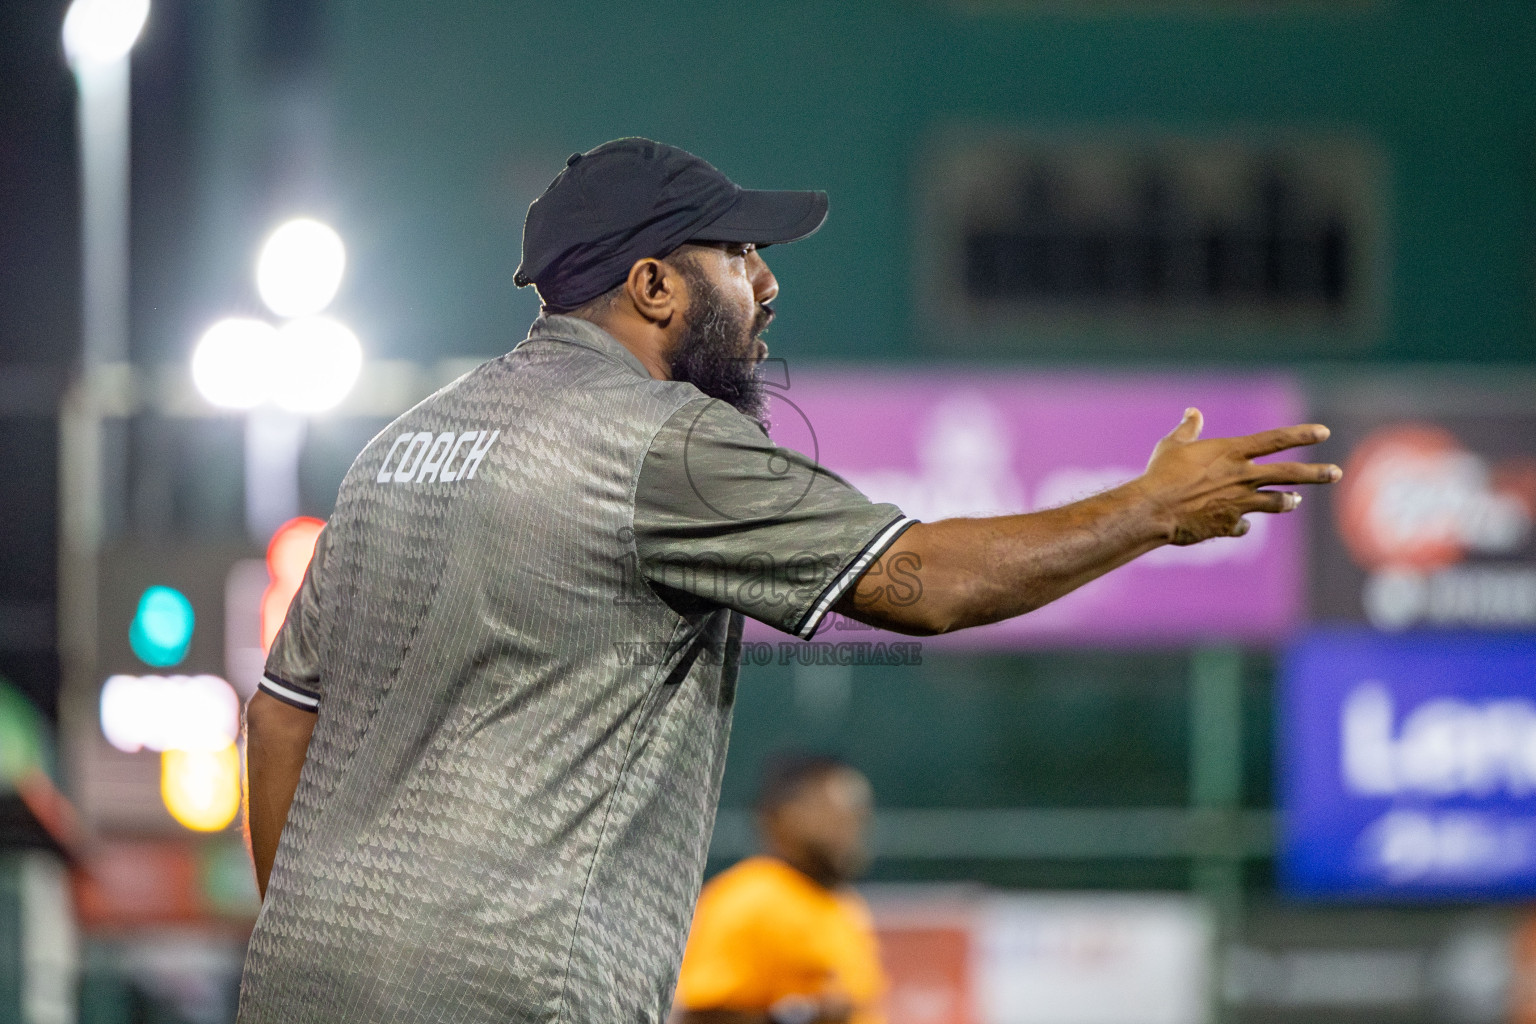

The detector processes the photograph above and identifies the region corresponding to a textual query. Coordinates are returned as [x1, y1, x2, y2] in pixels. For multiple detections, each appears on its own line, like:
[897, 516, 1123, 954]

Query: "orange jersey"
[675, 856, 887, 1024]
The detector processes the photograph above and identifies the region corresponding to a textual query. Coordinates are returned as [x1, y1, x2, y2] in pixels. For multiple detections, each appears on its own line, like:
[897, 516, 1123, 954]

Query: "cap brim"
[689, 189, 828, 246]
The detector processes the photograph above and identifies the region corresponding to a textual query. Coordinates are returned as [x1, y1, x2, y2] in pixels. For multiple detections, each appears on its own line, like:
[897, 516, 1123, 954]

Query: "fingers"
[1244, 490, 1303, 514]
[1166, 407, 1203, 443]
[1235, 423, 1331, 458]
[1248, 461, 1344, 486]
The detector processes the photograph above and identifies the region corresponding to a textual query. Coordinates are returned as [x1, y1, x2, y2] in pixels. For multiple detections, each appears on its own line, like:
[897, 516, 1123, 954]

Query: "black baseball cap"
[514, 138, 829, 311]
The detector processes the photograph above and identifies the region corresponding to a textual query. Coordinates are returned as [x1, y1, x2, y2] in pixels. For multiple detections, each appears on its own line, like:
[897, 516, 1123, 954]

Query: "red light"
[261, 516, 325, 652]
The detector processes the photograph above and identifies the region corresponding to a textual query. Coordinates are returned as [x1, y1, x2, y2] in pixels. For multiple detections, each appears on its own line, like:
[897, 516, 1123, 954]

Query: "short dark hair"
[542, 280, 623, 319]
[755, 752, 852, 813]
[540, 245, 707, 319]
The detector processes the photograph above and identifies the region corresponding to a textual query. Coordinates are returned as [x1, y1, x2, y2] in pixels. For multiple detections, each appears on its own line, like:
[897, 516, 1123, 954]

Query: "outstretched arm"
[244, 691, 317, 899]
[836, 409, 1340, 635]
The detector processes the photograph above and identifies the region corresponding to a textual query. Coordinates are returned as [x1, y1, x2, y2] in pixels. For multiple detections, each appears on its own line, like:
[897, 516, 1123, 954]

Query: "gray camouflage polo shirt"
[237, 315, 914, 1024]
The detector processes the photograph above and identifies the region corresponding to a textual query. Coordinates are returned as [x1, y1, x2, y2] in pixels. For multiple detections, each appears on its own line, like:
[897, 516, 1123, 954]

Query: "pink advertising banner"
[751, 370, 1306, 649]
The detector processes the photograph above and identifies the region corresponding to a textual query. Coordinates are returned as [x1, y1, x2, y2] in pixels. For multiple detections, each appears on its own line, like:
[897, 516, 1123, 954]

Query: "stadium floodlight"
[191, 317, 279, 410]
[256, 218, 347, 318]
[271, 316, 363, 413]
[62, 0, 150, 67]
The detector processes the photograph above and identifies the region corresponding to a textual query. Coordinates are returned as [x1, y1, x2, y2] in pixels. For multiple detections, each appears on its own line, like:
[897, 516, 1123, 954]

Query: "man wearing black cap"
[239, 139, 1338, 1024]
[511, 138, 829, 426]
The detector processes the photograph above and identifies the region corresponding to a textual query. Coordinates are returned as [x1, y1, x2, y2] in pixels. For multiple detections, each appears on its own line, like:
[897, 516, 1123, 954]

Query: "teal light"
[129, 585, 195, 668]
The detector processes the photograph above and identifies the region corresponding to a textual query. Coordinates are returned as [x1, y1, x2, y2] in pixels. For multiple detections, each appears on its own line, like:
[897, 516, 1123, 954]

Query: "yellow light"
[161, 744, 240, 832]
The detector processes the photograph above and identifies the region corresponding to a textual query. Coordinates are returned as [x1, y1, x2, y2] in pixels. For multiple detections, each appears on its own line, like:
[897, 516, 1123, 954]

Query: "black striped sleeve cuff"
[259, 674, 321, 712]
[794, 516, 919, 640]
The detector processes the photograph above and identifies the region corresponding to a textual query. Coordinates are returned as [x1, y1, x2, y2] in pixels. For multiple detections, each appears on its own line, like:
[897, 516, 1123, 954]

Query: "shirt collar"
[522, 314, 652, 380]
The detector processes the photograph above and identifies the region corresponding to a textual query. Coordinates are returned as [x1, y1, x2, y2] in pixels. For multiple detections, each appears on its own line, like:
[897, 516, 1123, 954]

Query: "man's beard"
[667, 264, 771, 425]
[798, 841, 870, 890]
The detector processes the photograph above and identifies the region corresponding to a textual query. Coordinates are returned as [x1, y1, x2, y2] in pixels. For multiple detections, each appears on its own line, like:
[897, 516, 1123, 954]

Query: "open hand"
[1140, 408, 1341, 546]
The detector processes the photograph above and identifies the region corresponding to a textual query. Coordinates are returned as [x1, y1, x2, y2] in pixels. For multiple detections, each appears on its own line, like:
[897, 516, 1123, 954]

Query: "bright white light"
[255, 218, 347, 318]
[191, 314, 363, 413]
[63, 0, 150, 66]
[191, 317, 279, 410]
[272, 316, 363, 413]
[100, 674, 239, 754]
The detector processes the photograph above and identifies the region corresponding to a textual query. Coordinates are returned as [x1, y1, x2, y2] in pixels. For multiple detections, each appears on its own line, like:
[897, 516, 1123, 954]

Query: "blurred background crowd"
[0, 0, 1533, 1021]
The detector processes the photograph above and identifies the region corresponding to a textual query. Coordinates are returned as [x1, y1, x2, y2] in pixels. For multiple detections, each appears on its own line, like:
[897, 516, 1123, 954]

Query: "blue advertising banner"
[1281, 630, 1536, 899]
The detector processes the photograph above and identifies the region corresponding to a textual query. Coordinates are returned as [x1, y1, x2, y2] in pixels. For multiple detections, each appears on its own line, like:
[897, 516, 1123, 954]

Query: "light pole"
[58, 0, 149, 819]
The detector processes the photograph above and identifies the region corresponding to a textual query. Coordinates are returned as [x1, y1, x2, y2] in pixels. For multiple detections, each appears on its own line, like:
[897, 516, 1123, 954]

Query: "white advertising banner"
[973, 895, 1212, 1024]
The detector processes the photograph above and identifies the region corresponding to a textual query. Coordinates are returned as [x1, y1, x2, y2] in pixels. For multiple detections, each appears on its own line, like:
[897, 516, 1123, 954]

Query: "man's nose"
[749, 251, 779, 306]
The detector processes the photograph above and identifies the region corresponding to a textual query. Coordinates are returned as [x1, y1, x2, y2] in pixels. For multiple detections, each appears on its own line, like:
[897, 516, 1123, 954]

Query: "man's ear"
[622, 256, 684, 327]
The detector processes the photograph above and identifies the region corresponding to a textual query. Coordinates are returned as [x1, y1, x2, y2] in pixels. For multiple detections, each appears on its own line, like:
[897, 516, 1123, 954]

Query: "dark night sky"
[1, 0, 200, 368]
[0, 0, 201, 715]
[0, 1, 77, 715]
[0, 0, 79, 369]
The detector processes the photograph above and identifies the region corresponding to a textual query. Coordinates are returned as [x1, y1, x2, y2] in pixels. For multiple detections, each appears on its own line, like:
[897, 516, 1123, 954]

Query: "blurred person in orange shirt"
[674, 755, 885, 1024]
